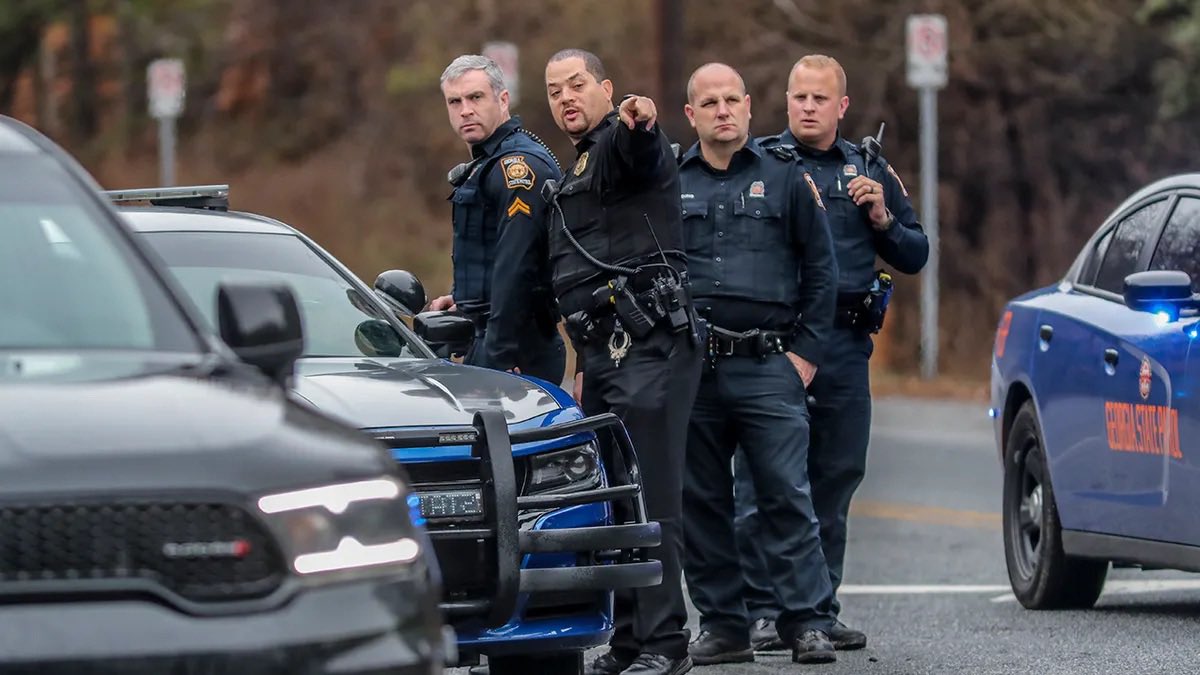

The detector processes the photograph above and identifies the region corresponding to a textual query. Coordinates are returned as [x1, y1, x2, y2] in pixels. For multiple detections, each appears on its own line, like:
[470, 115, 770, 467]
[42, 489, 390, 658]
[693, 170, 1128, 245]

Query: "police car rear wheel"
[487, 650, 583, 675]
[1002, 401, 1108, 609]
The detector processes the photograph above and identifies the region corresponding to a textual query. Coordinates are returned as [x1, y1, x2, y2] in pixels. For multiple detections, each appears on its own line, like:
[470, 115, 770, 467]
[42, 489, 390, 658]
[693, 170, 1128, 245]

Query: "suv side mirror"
[375, 269, 426, 317]
[414, 310, 475, 358]
[217, 282, 304, 384]
[1123, 270, 1197, 317]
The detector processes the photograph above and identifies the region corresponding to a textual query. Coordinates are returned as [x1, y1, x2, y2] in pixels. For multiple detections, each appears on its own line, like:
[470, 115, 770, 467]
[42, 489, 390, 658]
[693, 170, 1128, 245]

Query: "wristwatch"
[877, 208, 896, 231]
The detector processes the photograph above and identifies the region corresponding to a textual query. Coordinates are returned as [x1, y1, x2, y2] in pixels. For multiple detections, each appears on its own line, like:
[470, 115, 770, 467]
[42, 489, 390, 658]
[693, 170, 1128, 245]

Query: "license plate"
[418, 489, 484, 519]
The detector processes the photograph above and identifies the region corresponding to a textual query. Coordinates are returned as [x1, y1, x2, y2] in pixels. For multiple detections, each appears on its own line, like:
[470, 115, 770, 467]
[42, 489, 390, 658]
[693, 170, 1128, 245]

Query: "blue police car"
[991, 173, 1200, 609]
[108, 185, 664, 674]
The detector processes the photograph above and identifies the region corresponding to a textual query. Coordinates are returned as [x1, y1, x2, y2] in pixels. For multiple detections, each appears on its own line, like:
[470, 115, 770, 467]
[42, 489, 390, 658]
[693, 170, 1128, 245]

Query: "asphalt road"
[455, 396, 1200, 674]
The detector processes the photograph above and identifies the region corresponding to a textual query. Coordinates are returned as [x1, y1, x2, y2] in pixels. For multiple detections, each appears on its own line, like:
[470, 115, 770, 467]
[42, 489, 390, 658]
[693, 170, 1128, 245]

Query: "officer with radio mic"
[735, 54, 929, 654]
[543, 48, 702, 675]
[677, 62, 840, 667]
[430, 54, 565, 383]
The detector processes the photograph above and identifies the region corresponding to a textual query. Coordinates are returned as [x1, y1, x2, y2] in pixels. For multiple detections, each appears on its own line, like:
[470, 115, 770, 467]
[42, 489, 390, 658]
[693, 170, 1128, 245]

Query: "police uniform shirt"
[771, 129, 927, 294]
[449, 116, 561, 370]
[678, 136, 837, 365]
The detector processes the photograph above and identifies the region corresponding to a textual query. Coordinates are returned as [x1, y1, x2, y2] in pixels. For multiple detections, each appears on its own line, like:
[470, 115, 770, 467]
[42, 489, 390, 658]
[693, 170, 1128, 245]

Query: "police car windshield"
[0, 155, 200, 363]
[141, 230, 424, 359]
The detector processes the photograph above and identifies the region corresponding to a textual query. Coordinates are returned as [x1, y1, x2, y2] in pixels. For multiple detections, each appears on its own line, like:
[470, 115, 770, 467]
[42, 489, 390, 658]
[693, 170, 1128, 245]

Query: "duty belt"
[705, 324, 791, 364]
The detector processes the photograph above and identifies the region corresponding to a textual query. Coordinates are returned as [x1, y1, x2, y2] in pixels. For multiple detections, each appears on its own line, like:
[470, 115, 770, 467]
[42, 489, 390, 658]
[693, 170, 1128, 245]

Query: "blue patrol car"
[991, 173, 1200, 609]
[108, 185, 663, 674]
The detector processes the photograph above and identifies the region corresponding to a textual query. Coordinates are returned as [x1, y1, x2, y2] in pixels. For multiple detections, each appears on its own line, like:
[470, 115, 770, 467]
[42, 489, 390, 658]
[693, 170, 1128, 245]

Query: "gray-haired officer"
[431, 54, 566, 383]
[678, 63, 840, 666]
[736, 53, 929, 653]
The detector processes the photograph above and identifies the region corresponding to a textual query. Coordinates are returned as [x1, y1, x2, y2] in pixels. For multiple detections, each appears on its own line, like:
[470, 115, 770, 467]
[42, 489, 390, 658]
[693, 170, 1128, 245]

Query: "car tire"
[1003, 401, 1108, 609]
[487, 650, 583, 675]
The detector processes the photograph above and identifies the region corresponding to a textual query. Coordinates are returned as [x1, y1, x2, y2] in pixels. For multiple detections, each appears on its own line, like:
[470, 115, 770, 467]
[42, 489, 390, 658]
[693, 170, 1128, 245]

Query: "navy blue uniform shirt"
[678, 136, 837, 366]
[449, 116, 561, 370]
[768, 129, 928, 294]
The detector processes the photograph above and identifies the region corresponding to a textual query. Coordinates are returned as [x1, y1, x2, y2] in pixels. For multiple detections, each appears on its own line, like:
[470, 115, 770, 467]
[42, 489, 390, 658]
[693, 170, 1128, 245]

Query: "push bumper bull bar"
[385, 410, 662, 627]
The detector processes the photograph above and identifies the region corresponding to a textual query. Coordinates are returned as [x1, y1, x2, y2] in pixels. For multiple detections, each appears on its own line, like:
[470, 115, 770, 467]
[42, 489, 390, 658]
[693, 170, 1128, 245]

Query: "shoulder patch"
[887, 164, 909, 197]
[804, 172, 825, 210]
[502, 155, 536, 190]
[506, 196, 531, 218]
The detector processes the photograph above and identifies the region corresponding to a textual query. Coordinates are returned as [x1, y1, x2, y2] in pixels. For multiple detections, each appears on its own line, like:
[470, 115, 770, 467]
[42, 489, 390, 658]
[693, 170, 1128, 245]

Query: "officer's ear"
[601, 78, 614, 101]
[683, 103, 696, 128]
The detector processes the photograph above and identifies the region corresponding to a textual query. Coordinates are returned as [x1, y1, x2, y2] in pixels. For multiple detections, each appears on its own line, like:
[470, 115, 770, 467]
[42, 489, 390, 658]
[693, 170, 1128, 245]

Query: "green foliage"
[1140, 0, 1200, 119]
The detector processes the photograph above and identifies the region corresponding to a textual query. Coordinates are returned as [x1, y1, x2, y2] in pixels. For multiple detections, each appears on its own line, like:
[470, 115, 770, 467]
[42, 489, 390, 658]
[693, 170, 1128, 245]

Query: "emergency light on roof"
[102, 184, 229, 211]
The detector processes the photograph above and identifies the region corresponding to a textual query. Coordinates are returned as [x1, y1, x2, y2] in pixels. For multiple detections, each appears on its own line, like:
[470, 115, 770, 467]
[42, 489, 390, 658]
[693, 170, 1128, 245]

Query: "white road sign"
[906, 14, 948, 90]
[147, 58, 186, 119]
[483, 42, 519, 107]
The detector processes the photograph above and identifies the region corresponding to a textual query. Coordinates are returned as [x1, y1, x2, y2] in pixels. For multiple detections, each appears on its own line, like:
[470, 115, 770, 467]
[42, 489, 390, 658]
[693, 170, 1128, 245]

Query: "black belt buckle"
[755, 331, 785, 356]
[715, 335, 736, 357]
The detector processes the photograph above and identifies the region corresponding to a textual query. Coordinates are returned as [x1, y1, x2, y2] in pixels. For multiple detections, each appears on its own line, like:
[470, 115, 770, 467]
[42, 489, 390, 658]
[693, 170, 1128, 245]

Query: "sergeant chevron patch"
[507, 196, 531, 217]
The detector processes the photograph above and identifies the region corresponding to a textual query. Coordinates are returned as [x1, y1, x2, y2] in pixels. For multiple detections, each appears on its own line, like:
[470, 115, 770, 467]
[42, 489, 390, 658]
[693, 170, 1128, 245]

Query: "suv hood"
[0, 374, 392, 497]
[292, 358, 564, 429]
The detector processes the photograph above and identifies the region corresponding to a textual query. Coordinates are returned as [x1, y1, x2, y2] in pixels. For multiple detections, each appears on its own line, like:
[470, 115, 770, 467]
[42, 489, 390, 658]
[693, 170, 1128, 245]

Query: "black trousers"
[465, 327, 566, 385]
[684, 352, 835, 644]
[578, 325, 702, 660]
[735, 328, 873, 621]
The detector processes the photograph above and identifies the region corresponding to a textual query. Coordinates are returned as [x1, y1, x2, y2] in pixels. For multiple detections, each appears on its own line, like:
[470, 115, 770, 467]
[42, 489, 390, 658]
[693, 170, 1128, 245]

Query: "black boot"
[687, 630, 754, 665]
[621, 652, 694, 675]
[749, 618, 785, 651]
[792, 629, 836, 664]
[829, 620, 867, 650]
[585, 649, 635, 675]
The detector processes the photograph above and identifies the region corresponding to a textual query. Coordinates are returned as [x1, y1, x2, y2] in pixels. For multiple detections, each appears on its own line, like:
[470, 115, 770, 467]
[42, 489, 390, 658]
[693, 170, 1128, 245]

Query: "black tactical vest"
[450, 126, 558, 304]
[549, 112, 687, 313]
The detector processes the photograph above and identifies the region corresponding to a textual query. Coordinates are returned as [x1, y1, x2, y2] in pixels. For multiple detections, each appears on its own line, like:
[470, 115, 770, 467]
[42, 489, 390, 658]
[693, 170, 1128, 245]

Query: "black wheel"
[1003, 401, 1108, 609]
[487, 650, 583, 675]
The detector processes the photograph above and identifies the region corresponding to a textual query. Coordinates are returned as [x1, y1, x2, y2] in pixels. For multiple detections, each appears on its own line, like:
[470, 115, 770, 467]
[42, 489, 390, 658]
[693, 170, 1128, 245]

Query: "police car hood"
[292, 358, 564, 429]
[0, 373, 391, 497]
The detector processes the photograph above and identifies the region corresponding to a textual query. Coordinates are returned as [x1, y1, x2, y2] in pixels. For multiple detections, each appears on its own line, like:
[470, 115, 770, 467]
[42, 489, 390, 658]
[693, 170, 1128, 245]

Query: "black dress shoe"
[621, 652, 693, 675]
[749, 617, 785, 651]
[792, 629, 836, 664]
[687, 630, 754, 665]
[829, 620, 867, 650]
[586, 649, 635, 675]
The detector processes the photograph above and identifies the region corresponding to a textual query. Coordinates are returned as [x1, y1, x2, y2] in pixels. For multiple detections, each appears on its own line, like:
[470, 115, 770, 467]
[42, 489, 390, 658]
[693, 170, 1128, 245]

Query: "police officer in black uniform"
[544, 48, 703, 675]
[432, 54, 565, 383]
[736, 54, 929, 653]
[677, 63, 840, 667]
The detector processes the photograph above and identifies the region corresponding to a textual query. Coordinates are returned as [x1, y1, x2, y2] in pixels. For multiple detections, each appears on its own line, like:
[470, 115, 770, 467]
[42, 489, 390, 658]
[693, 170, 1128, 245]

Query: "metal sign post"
[906, 14, 947, 380]
[147, 58, 185, 186]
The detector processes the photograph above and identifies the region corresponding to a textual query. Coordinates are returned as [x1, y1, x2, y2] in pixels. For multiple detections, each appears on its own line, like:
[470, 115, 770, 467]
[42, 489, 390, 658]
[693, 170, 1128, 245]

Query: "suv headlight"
[257, 477, 422, 577]
[524, 443, 602, 495]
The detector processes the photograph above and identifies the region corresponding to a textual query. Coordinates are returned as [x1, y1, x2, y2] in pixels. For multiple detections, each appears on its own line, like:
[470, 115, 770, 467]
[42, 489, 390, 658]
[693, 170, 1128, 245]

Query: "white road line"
[990, 579, 1200, 603]
[839, 584, 1011, 595]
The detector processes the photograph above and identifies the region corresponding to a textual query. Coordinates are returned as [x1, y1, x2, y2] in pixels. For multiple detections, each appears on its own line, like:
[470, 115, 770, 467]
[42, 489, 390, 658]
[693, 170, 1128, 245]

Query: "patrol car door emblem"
[748, 180, 765, 198]
[1139, 356, 1152, 400]
[574, 151, 589, 176]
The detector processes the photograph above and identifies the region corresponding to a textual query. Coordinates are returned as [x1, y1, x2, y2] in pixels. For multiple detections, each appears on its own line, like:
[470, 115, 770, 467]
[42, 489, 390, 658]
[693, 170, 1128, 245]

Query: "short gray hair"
[441, 55, 507, 95]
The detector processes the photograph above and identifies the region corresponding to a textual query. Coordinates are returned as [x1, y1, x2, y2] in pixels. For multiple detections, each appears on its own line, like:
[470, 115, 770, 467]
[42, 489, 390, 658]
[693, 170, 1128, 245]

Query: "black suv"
[0, 117, 446, 672]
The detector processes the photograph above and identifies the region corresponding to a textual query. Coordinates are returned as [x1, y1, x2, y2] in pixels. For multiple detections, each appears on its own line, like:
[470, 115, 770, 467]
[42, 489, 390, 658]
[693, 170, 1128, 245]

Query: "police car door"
[1145, 193, 1200, 546]
[1061, 195, 1184, 543]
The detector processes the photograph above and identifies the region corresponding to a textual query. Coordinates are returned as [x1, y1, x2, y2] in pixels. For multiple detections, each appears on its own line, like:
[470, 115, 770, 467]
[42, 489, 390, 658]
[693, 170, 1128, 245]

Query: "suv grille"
[0, 502, 285, 602]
